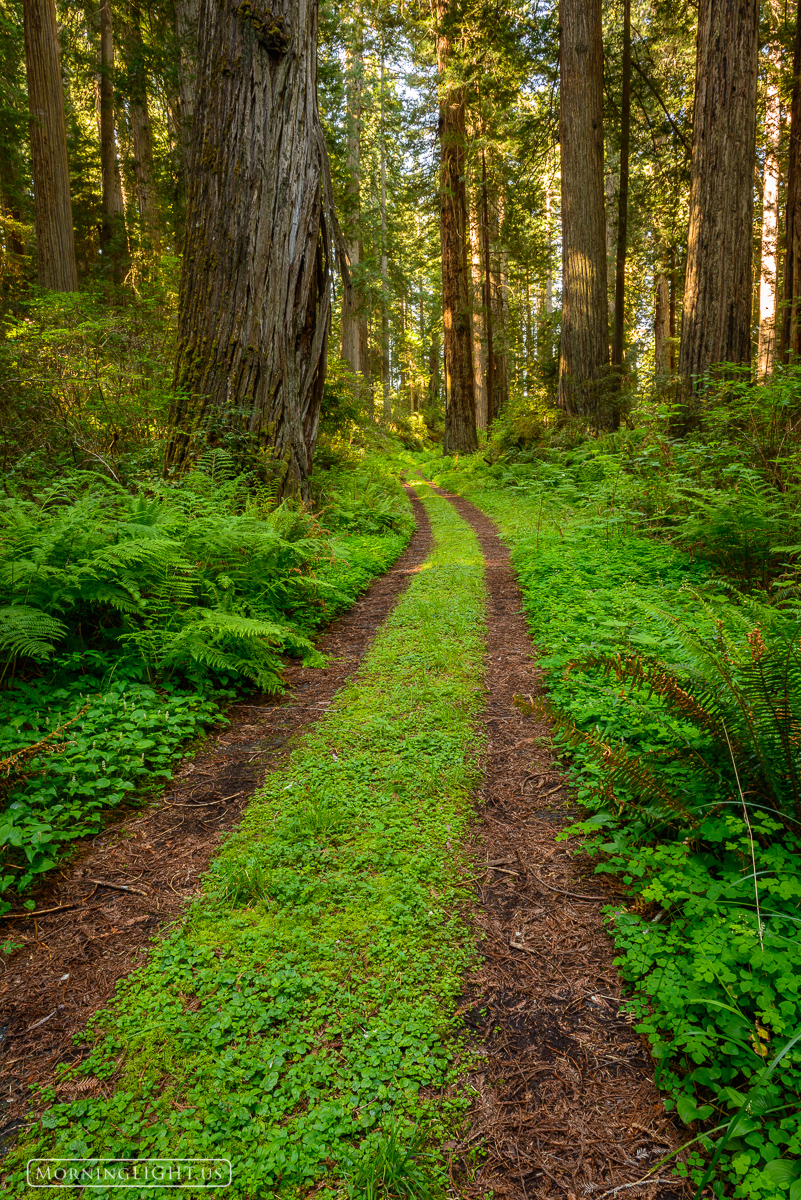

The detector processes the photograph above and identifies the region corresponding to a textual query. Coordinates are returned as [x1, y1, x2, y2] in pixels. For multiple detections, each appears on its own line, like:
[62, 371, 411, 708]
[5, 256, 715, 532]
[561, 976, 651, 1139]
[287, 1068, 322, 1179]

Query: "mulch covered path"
[435, 487, 691, 1200]
[0, 492, 432, 1153]
[2, 482, 693, 1198]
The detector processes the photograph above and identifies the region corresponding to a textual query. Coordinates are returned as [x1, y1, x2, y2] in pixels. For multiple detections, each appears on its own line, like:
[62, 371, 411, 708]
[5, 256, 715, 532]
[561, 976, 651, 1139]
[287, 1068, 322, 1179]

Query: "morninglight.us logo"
[26, 1159, 232, 1189]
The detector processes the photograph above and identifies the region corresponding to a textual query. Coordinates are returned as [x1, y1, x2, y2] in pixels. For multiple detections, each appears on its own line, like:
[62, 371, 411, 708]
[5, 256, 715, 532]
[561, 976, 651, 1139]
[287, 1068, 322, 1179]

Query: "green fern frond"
[0, 605, 67, 662]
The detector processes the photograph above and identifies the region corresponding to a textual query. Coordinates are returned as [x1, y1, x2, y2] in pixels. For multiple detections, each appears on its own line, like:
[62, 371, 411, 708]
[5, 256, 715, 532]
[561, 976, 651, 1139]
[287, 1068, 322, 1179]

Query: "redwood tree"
[678, 0, 758, 399]
[558, 0, 610, 425]
[22, 0, 77, 291]
[612, 0, 631, 369]
[340, 12, 366, 379]
[437, 0, 477, 455]
[782, 0, 801, 363]
[98, 0, 128, 281]
[166, 0, 340, 497]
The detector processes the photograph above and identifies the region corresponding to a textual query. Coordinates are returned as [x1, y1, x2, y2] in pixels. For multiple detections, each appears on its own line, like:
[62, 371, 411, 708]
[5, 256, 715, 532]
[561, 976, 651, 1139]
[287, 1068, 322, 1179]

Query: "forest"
[2, 0, 801, 1197]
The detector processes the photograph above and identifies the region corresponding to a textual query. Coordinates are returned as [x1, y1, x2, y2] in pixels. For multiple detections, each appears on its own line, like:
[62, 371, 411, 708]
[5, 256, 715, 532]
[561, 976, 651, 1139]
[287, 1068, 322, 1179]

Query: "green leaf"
[676, 1093, 711, 1124]
[764, 1160, 800, 1187]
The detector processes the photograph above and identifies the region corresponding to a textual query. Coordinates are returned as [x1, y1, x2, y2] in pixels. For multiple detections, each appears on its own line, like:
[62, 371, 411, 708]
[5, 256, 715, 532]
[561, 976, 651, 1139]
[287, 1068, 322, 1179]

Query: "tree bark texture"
[558, 0, 610, 424]
[481, 148, 496, 424]
[758, 38, 781, 378]
[380, 56, 390, 419]
[612, 0, 631, 368]
[490, 225, 509, 419]
[98, 1, 128, 281]
[469, 188, 488, 429]
[175, 0, 199, 180]
[167, 0, 336, 498]
[437, 0, 477, 454]
[678, 0, 758, 392]
[122, 2, 159, 250]
[340, 15, 365, 376]
[22, 0, 77, 291]
[782, 0, 801, 363]
[655, 273, 670, 376]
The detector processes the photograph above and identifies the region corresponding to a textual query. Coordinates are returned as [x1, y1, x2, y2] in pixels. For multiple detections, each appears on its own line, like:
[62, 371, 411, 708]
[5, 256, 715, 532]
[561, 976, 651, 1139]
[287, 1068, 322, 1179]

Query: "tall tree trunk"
[677, 0, 758, 406]
[429, 320, 441, 410]
[122, 2, 159, 252]
[98, 0, 128, 281]
[22, 0, 77, 291]
[669, 247, 677, 370]
[481, 147, 495, 424]
[604, 170, 616, 331]
[539, 168, 554, 367]
[166, 0, 338, 498]
[340, 13, 365, 375]
[490, 208, 509, 418]
[612, 0, 631, 368]
[437, 0, 477, 454]
[469, 187, 488, 429]
[558, 0, 610, 425]
[380, 55, 390, 420]
[174, 0, 199, 181]
[655, 272, 670, 376]
[758, 36, 781, 379]
[782, 0, 801, 363]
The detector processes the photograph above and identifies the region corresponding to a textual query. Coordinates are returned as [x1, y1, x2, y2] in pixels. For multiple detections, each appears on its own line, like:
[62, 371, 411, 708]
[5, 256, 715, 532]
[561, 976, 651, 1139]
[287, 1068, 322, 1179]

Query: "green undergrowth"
[0, 462, 412, 906]
[5, 484, 487, 1199]
[415, 448, 801, 1200]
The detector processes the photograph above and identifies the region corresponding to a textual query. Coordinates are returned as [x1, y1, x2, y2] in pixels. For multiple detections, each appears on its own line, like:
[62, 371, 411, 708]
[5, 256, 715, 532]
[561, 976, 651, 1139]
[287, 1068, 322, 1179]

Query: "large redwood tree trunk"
[22, 0, 77, 291]
[782, 0, 801, 363]
[558, 0, 610, 425]
[611, 0, 631, 369]
[340, 13, 366, 377]
[437, 0, 477, 455]
[678, 0, 758, 401]
[757, 24, 781, 378]
[121, 1, 160, 252]
[166, 0, 336, 498]
[98, 0, 128, 282]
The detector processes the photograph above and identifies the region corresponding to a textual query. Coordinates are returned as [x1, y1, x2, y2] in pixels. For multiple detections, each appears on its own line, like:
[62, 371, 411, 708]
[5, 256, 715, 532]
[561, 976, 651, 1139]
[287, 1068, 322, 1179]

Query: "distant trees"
[166, 0, 339, 497]
[22, 0, 77, 291]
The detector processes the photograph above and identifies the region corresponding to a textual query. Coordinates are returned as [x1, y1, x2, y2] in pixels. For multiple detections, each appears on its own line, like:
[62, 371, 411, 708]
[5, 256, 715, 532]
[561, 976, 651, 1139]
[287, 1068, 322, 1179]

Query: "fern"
[560, 605, 801, 826]
[0, 605, 67, 666]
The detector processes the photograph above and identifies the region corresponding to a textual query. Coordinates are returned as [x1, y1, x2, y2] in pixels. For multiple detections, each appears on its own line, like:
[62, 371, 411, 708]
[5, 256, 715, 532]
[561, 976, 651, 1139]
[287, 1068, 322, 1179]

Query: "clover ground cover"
[5, 484, 487, 1199]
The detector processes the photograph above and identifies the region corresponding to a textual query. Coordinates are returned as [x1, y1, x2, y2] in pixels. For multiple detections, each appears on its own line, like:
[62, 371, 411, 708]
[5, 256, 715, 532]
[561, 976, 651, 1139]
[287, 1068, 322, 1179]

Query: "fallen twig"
[87, 879, 148, 896]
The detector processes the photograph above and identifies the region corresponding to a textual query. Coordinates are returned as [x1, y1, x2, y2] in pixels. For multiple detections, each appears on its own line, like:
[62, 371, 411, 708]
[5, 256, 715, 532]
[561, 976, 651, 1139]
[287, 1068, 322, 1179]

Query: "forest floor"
[1, 479, 691, 1198]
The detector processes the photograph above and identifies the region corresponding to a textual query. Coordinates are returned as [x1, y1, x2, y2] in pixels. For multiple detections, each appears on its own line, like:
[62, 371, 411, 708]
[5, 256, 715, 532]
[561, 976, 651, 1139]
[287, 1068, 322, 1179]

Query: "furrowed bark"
[612, 0, 631, 369]
[558, 0, 611, 426]
[98, 0, 129, 282]
[166, 0, 337, 499]
[380, 54, 390, 420]
[340, 13, 365, 377]
[655, 272, 670, 377]
[677, 0, 758, 409]
[22, 0, 77, 291]
[782, 0, 801, 363]
[437, 0, 477, 454]
[469, 185, 488, 429]
[122, 1, 160, 251]
[174, 0, 199, 182]
[758, 34, 781, 379]
[490, 189, 509, 419]
[481, 147, 495, 425]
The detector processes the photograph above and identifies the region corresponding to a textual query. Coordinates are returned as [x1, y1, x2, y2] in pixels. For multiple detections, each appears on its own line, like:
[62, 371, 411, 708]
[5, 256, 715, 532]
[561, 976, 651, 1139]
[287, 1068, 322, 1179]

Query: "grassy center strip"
[8, 485, 486, 1200]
